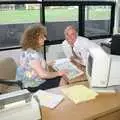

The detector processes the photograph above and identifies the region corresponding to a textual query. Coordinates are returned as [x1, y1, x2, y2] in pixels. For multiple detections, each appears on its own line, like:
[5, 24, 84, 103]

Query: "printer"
[0, 89, 41, 120]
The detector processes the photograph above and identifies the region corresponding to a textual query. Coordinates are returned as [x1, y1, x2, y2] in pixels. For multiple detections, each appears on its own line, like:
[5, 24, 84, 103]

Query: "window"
[118, 6, 120, 33]
[85, 6, 111, 37]
[0, 3, 41, 48]
[45, 6, 78, 22]
[0, 1, 115, 49]
[45, 6, 79, 41]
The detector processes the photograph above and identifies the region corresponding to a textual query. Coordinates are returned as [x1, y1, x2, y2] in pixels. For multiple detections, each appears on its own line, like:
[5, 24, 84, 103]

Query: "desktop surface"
[41, 81, 120, 120]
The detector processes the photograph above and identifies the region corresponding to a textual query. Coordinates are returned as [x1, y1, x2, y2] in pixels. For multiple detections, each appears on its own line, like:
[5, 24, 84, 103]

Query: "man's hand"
[59, 77, 69, 86]
[70, 56, 85, 71]
[70, 56, 83, 64]
[47, 60, 55, 66]
[70, 56, 76, 62]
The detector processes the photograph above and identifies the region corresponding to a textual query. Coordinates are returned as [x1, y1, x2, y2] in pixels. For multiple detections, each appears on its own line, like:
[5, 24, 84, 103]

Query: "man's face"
[65, 29, 77, 47]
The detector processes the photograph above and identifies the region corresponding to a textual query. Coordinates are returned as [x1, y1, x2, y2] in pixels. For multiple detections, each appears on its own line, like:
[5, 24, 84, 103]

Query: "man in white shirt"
[62, 25, 100, 66]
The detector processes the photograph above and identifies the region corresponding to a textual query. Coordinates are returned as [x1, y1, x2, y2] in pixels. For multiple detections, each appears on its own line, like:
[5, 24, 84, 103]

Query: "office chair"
[0, 57, 23, 94]
[111, 34, 120, 55]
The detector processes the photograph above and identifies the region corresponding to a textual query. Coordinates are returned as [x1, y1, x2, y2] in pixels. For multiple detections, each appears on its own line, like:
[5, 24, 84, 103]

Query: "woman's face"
[38, 35, 46, 46]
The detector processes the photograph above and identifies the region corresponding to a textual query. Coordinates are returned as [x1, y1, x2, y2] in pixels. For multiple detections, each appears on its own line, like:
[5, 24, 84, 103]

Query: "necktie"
[72, 47, 84, 65]
[72, 47, 81, 58]
[72, 47, 78, 58]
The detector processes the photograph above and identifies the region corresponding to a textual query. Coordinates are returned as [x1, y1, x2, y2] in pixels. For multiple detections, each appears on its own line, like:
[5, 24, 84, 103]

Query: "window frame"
[0, 0, 115, 54]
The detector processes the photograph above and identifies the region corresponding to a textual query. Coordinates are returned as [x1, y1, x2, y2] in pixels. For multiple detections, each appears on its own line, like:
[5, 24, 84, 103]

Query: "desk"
[41, 81, 120, 120]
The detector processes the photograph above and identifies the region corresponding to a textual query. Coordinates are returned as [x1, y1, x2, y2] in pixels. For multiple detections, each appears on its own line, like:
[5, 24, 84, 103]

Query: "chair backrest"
[111, 34, 120, 55]
[0, 57, 17, 80]
[0, 57, 17, 93]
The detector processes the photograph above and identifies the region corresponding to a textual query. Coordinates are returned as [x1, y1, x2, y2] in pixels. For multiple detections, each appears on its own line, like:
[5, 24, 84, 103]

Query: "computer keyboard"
[101, 38, 111, 48]
[104, 38, 112, 43]
[92, 87, 116, 93]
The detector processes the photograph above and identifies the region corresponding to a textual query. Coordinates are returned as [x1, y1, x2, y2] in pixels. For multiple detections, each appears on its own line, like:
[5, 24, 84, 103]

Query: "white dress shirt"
[73, 36, 101, 65]
[62, 36, 100, 66]
[62, 40, 73, 58]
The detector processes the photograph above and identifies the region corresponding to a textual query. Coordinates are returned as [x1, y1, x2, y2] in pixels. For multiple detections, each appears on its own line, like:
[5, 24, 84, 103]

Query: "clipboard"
[52, 58, 84, 82]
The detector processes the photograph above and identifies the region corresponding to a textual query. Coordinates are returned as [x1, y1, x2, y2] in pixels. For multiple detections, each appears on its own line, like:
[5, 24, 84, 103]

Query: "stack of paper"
[34, 90, 64, 109]
[61, 85, 98, 104]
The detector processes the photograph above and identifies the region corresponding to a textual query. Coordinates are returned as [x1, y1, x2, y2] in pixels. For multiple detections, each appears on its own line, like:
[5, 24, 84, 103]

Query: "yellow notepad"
[61, 85, 98, 104]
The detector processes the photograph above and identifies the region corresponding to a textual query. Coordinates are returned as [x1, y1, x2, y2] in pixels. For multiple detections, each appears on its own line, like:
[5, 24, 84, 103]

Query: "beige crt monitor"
[86, 47, 120, 89]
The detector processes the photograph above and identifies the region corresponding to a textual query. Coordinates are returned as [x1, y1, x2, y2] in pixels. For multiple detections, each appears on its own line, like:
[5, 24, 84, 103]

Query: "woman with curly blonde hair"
[16, 24, 68, 92]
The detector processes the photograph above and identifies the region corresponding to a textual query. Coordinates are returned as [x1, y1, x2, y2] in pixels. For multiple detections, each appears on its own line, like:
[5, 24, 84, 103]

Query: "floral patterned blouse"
[16, 48, 46, 88]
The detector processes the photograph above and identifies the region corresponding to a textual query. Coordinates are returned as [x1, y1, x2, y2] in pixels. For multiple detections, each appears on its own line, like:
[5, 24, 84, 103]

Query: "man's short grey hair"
[64, 25, 77, 35]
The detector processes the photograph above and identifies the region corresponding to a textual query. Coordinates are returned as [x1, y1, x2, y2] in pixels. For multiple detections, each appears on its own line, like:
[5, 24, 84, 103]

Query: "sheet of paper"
[34, 90, 64, 109]
[55, 58, 70, 65]
[61, 85, 98, 104]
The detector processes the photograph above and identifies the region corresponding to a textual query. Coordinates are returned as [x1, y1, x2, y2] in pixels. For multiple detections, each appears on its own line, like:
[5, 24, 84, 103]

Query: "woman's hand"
[58, 69, 69, 76]
[70, 56, 76, 62]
